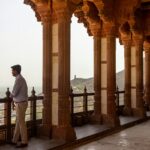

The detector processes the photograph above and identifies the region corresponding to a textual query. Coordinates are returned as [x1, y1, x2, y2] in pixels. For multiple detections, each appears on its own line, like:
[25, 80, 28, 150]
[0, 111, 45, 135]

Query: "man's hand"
[12, 101, 15, 110]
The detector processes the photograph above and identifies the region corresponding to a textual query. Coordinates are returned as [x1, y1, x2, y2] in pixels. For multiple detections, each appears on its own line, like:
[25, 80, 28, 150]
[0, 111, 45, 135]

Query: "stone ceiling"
[24, 0, 150, 39]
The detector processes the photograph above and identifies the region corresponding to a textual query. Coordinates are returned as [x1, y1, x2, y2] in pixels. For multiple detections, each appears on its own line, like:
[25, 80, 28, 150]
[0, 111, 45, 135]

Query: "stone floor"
[0, 115, 147, 150]
[0, 138, 65, 150]
[73, 120, 150, 150]
[0, 125, 109, 150]
[75, 124, 110, 139]
[119, 115, 140, 125]
[75, 115, 142, 140]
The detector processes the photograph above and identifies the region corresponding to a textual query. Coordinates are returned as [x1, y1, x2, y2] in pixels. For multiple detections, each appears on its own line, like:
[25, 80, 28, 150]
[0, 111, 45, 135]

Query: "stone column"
[130, 45, 137, 112]
[92, 29, 102, 123]
[51, 14, 59, 129]
[102, 25, 120, 127]
[122, 39, 132, 115]
[40, 11, 52, 136]
[133, 37, 146, 117]
[24, 0, 53, 137]
[144, 41, 150, 108]
[82, 1, 102, 123]
[52, 8, 76, 141]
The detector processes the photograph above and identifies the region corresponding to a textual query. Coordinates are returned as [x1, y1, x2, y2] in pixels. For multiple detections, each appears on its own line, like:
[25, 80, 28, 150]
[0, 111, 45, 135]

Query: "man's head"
[11, 65, 21, 77]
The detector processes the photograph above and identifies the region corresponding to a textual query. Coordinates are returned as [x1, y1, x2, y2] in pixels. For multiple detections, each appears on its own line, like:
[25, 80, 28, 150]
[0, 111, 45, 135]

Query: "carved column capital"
[90, 23, 101, 37]
[133, 34, 143, 46]
[40, 10, 51, 23]
[123, 39, 132, 47]
[121, 35, 132, 47]
[53, 2, 72, 23]
[103, 23, 116, 36]
[56, 9, 72, 22]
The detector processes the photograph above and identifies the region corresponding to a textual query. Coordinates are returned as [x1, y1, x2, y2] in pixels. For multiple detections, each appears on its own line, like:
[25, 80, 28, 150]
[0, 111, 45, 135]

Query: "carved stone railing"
[0, 86, 126, 142]
[115, 86, 125, 115]
[70, 86, 125, 126]
[70, 86, 95, 126]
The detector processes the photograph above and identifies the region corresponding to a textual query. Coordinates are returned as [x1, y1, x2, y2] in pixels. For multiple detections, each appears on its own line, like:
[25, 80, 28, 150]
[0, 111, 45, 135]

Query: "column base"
[52, 125, 76, 142]
[123, 107, 132, 116]
[132, 108, 146, 118]
[143, 103, 150, 111]
[101, 114, 120, 128]
[37, 124, 52, 137]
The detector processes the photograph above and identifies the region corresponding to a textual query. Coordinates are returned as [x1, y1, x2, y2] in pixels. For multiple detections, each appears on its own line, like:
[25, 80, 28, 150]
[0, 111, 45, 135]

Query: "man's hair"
[11, 65, 21, 74]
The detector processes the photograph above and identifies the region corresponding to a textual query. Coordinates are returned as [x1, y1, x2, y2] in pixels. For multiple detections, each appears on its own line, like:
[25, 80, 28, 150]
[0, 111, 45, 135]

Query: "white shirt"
[11, 74, 28, 102]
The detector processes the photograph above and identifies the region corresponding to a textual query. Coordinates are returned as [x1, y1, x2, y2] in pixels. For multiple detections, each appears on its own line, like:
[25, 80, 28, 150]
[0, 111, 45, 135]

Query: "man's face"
[11, 69, 18, 77]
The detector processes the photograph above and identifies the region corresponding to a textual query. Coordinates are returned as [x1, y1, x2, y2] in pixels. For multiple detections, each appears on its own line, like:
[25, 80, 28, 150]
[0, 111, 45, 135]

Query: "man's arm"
[11, 78, 22, 97]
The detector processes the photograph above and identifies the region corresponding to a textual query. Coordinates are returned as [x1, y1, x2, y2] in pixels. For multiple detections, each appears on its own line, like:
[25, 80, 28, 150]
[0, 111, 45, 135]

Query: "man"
[10, 64, 28, 148]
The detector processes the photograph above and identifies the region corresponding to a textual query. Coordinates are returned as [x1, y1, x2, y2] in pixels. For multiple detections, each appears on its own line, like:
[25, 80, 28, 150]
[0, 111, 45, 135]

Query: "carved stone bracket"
[90, 23, 101, 37]
[24, 0, 51, 22]
[119, 22, 132, 46]
[24, 0, 41, 21]
[82, 1, 101, 36]
[74, 6, 92, 36]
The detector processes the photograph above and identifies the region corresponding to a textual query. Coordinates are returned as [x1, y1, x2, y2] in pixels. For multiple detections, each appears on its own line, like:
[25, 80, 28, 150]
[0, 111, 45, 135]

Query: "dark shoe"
[16, 143, 28, 148]
[9, 141, 17, 145]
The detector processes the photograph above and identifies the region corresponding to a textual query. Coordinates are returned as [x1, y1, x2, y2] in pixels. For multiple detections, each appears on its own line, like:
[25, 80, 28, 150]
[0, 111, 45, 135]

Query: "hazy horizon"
[0, 0, 124, 88]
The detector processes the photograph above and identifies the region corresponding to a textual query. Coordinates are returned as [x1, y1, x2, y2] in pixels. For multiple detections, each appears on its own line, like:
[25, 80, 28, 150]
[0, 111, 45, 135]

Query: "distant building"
[74, 75, 77, 79]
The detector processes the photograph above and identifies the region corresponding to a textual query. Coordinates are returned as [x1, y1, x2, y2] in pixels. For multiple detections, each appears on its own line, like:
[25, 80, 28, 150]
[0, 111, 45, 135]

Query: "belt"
[14, 101, 27, 103]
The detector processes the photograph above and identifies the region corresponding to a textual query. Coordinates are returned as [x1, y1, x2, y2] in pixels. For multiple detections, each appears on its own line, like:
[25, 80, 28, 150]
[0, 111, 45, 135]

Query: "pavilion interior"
[1, 0, 150, 149]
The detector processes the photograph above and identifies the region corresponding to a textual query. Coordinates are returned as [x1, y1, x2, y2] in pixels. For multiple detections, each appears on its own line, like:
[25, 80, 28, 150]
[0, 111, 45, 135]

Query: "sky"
[0, 0, 124, 88]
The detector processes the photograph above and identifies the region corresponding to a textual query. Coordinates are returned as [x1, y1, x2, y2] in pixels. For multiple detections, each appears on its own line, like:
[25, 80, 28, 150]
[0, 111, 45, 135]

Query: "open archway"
[0, 0, 43, 142]
[71, 15, 93, 92]
[0, 0, 42, 94]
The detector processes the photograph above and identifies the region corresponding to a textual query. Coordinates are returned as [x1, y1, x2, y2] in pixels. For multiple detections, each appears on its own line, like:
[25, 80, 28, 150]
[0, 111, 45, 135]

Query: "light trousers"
[12, 101, 28, 144]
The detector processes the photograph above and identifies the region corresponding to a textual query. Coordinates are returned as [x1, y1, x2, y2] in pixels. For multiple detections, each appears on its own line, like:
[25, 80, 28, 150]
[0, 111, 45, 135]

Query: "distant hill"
[71, 77, 94, 93]
[71, 70, 124, 93]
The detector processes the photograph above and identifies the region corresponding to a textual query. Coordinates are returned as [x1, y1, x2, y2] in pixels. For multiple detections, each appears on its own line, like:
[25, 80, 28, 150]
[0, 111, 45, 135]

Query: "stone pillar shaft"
[144, 52, 150, 104]
[42, 15, 52, 136]
[52, 9, 76, 141]
[123, 40, 132, 115]
[133, 38, 145, 117]
[102, 25, 120, 127]
[135, 41, 144, 107]
[93, 36, 101, 122]
[107, 35, 116, 116]
[58, 14, 71, 126]
[144, 41, 150, 106]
